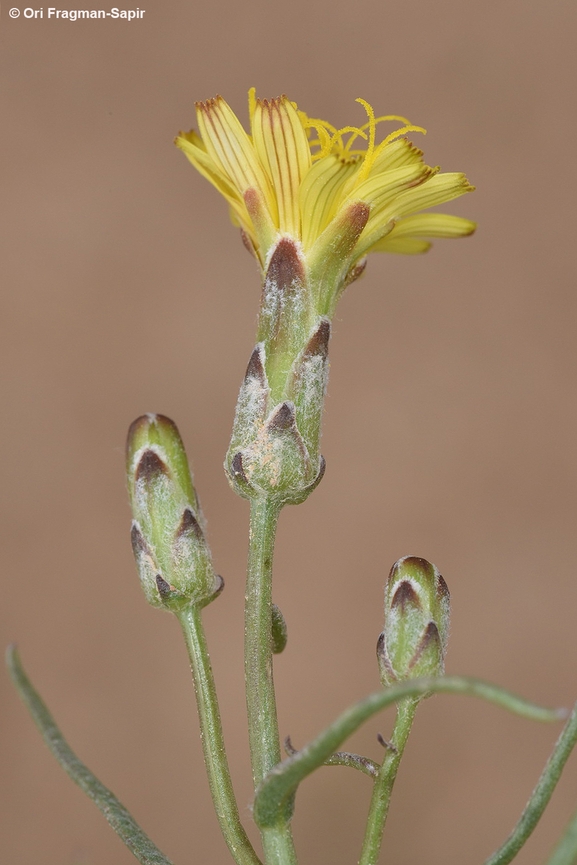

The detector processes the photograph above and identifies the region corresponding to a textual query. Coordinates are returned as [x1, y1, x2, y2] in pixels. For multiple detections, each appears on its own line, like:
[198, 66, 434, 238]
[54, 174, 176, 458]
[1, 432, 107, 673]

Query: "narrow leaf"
[253, 675, 566, 829]
[6, 646, 175, 865]
[485, 698, 577, 865]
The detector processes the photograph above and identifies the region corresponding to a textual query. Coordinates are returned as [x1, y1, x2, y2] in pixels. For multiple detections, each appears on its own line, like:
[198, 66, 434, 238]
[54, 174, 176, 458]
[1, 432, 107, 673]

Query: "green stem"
[484, 697, 577, 865]
[253, 676, 565, 830]
[358, 697, 418, 865]
[6, 645, 174, 865]
[245, 497, 297, 865]
[178, 608, 262, 865]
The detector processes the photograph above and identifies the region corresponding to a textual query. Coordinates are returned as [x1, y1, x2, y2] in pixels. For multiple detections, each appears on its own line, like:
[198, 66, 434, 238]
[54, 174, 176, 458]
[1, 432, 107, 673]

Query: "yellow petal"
[386, 213, 477, 238]
[252, 97, 312, 236]
[354, 172, 474, 259]
[370, 138, 426, 173]
[176, 131, 254, 235]
[196, 97, 278, 224]
[299, 155, 359, 251]
[176, 130, 241, 205]
[177, 92, 476, 271]
[350, 164, 435, 258]
[388, 173, 475, 220]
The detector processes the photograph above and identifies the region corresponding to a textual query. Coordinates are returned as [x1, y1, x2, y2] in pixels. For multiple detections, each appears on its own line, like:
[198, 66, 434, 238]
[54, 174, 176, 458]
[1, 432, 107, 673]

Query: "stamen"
[354, 98, 376, 184]
[304, 116, 338, 135]
[330, 125, 368, 156]
[345, 114, 412, 152]
[305, 123, 333, 159]
[362, 114, 412, 129]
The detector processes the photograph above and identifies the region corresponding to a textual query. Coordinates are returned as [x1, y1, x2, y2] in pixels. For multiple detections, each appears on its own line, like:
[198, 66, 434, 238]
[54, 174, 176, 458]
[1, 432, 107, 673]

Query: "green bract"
[225, 238, 328, 505]
[377, 556, 450, 686]
[126, 414, 219, 610]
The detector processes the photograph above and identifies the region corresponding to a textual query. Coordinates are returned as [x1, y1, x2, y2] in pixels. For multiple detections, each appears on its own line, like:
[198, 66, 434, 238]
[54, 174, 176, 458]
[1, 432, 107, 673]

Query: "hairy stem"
[245, 497, 297, 865]
[359, 698, 418, 865]
[178, 608, 262, 865]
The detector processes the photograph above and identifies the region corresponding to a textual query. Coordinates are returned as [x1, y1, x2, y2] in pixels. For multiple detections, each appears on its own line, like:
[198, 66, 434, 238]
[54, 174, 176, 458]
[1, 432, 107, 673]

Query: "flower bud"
[377, 556, 450, 687]
[126, 414, 220, 611]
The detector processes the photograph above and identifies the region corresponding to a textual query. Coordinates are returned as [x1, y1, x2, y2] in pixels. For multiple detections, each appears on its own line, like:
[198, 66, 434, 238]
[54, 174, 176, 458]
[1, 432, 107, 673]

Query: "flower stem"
[177, 607, 262, 865]
[358, 697, 418, 865]
[245, 496, 297, 865]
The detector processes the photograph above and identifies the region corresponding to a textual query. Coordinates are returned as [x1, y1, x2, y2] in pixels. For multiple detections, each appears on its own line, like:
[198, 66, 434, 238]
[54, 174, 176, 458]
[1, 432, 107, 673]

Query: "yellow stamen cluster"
[176, 89, 475, 269]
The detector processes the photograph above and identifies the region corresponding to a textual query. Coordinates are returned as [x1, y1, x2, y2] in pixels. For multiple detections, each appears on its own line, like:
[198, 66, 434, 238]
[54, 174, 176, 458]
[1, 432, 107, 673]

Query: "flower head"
[177, 91, 476, 503]
[176, 89, 475, 301]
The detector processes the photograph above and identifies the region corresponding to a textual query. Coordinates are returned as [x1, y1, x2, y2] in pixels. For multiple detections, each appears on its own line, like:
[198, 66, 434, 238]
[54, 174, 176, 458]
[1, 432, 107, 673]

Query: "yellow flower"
[176, 89, 475, 278]
[176, 92, 475, 501]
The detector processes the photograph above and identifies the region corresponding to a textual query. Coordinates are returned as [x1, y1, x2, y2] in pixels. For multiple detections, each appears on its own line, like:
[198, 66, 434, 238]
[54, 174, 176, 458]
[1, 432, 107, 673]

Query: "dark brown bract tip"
[347, 201, 371, 233]
[130, 522, 149, 556]
[268, 402, 296, 433]
[245, 344, 267, 386]
[127, 414, 152, 439]
[127, 413, 179, 442]
[437, 573, 450, 602]
[303, 319, 331, 361]
[391, 580, 421, 611]
[402, 556, 432, 571]
[176, 507, 203, 541]
[231, 451, 249, 483]
[155, 574, 173, 599]
[265, 237, 306, 292]
[135, 450, 168, 482]
[240, 227, 257, 258]
[408, 621, 442, 671]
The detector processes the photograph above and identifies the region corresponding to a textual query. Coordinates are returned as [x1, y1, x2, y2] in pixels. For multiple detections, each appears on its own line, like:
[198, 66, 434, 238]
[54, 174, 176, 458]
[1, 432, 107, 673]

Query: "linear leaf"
[253, 675, 565, 829]
[7, 646, 175, 865]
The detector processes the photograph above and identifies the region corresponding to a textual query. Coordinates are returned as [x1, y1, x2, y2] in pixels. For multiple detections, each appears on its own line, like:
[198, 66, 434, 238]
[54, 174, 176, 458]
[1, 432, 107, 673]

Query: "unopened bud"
[377, 556, 450, 687]
[126, 414, 219, 611]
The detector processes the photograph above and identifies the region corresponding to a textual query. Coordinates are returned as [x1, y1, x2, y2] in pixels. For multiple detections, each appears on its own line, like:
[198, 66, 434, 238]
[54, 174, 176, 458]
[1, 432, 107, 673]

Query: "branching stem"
[253, 676, 564, 830]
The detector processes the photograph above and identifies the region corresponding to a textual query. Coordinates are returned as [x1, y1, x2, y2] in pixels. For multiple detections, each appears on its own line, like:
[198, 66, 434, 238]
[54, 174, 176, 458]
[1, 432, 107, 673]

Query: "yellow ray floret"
[175, 89, 475, 267]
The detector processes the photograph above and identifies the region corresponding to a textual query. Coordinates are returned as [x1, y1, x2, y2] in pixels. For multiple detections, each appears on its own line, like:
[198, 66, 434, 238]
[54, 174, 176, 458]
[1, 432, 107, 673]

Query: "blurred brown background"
[2, 1, 577, 863]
